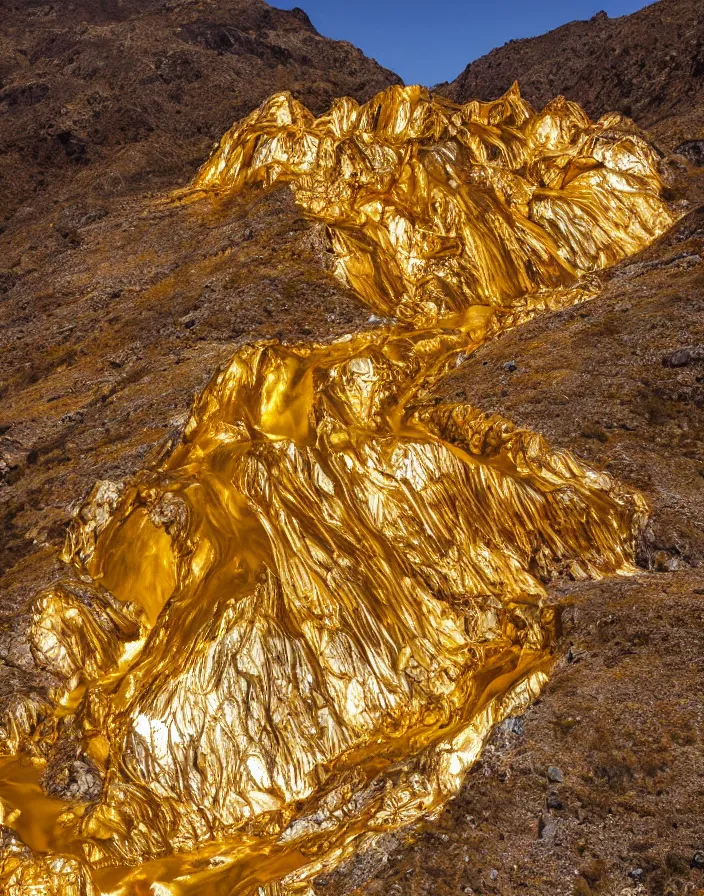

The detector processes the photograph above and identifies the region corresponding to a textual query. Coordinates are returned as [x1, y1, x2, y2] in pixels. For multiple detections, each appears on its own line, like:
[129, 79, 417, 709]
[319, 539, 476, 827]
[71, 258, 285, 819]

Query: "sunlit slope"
[194, 84, 671, 319]
[0, 84, 672, 896]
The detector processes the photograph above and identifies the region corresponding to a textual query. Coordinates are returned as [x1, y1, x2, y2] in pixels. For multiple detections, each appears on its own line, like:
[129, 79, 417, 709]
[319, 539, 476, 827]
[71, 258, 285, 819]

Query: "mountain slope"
[439, 0, 704, 150]
[0, 0, 400, 229]
[1, 4, 704, 895]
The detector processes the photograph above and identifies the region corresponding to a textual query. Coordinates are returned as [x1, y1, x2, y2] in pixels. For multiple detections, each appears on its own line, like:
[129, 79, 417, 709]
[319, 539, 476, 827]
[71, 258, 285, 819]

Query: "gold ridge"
[0, 83, 671, 895]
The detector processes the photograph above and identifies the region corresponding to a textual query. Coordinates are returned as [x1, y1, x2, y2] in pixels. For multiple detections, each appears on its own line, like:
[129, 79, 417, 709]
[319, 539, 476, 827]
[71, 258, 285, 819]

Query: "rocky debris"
[676, 141, 704, 167]
[501, 717, 525, 737]
[0, 0, 400, 237]
[538, 814, 558, 842]
[662, 344, 704, 367]
[546, 766, 565, 783]
[41, 739, 103, 802]
[43, 758, 102, 802]
[438, 0, 704, 151]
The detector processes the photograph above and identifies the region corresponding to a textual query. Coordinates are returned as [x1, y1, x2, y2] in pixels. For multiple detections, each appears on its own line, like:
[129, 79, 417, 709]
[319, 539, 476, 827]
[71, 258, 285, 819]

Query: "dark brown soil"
[438, 0, 704, 151]
[0, 0, 400, 232]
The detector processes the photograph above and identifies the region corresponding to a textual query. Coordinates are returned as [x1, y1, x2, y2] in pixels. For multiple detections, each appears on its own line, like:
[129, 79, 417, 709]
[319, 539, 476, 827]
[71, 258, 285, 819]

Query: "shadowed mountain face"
[0, 0, 400, 229]
[439, 0, 704, 151]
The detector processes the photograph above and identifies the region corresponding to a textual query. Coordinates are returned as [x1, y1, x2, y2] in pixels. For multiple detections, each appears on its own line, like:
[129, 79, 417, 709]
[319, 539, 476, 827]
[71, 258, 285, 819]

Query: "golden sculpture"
[0, 84, 672, 895]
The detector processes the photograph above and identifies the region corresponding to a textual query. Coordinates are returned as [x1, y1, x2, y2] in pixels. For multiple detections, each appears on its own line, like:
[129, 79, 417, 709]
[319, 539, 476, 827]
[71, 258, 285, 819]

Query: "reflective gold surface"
[193, 83, 671, 320]
[0, 85, 672, 895]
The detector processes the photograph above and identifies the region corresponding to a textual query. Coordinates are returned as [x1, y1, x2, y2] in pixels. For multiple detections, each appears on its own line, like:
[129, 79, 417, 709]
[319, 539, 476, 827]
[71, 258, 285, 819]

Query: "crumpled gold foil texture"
[0, 84, 672, 895]
[193, 84, 670, 319]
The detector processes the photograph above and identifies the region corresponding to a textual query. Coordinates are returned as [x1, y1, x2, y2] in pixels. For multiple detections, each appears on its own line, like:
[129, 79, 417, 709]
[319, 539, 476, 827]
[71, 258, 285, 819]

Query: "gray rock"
[500, 716, 524, 736]
[538, 813, 557, 841]
[547, 765, 565, 783]
[691, 851, 704, 869]
[503, 360, 518, 372]
[546, 794, 564, 810]
[662, 345, 704, 368]
[675, 140, 704, 167]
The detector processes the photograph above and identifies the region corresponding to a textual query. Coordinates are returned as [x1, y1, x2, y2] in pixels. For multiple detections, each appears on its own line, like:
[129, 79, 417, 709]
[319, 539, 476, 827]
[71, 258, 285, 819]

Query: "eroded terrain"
[2, 83, 696, 895]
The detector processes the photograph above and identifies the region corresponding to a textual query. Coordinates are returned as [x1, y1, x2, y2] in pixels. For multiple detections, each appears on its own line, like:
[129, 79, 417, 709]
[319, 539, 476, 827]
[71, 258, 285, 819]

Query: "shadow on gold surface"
[0, 84, 671, 894]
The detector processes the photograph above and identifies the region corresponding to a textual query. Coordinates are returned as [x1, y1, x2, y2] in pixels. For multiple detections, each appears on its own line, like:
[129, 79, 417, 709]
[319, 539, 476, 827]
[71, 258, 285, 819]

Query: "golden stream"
[0, 85, 672, 894]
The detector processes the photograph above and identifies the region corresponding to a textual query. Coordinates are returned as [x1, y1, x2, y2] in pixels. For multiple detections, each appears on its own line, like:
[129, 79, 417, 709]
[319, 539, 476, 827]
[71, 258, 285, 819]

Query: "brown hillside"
[440, 0, 704, 151]
[0, 0, 400, 230]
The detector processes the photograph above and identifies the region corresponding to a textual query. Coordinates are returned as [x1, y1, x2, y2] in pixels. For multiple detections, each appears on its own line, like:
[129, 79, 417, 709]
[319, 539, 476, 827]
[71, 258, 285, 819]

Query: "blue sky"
[272, 0, 653, 86]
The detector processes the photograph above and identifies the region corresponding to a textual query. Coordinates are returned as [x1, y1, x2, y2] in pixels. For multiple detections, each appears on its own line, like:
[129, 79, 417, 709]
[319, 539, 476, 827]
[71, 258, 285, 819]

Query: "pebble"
[546, 794, 564, 810]
[501, 716, 524, 736]
[628, 868, 645, 882]
[662, 345, 704, 368]
[60, 410, 84, 425]
[538, 813, 557, 841]
[691, 851, 704, 869]
[547, 765, 565, 783]
[503, 360, 518, 372]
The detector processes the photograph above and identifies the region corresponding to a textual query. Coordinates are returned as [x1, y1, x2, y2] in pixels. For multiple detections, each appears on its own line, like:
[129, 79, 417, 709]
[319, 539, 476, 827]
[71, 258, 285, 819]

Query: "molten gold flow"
[0, 85, 671, 894]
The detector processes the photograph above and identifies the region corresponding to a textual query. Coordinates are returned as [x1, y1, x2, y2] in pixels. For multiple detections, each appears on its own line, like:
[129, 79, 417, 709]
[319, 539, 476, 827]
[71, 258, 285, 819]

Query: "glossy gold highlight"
[193, 83, 670, 321]
[0, 84, 671, 895]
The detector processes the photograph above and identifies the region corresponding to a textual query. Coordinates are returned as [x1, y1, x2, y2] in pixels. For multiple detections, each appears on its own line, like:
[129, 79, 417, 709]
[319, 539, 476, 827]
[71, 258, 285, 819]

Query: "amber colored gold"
[0, 84, 671, 895]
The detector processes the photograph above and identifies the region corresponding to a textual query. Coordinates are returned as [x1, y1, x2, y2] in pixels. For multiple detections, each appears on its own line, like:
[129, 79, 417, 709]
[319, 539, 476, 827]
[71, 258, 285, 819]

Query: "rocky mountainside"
[321, 188, 704, 896]
[0, 0, 400, 230]
[439, 0, 704, 150]
[1, 3, 704, 896]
